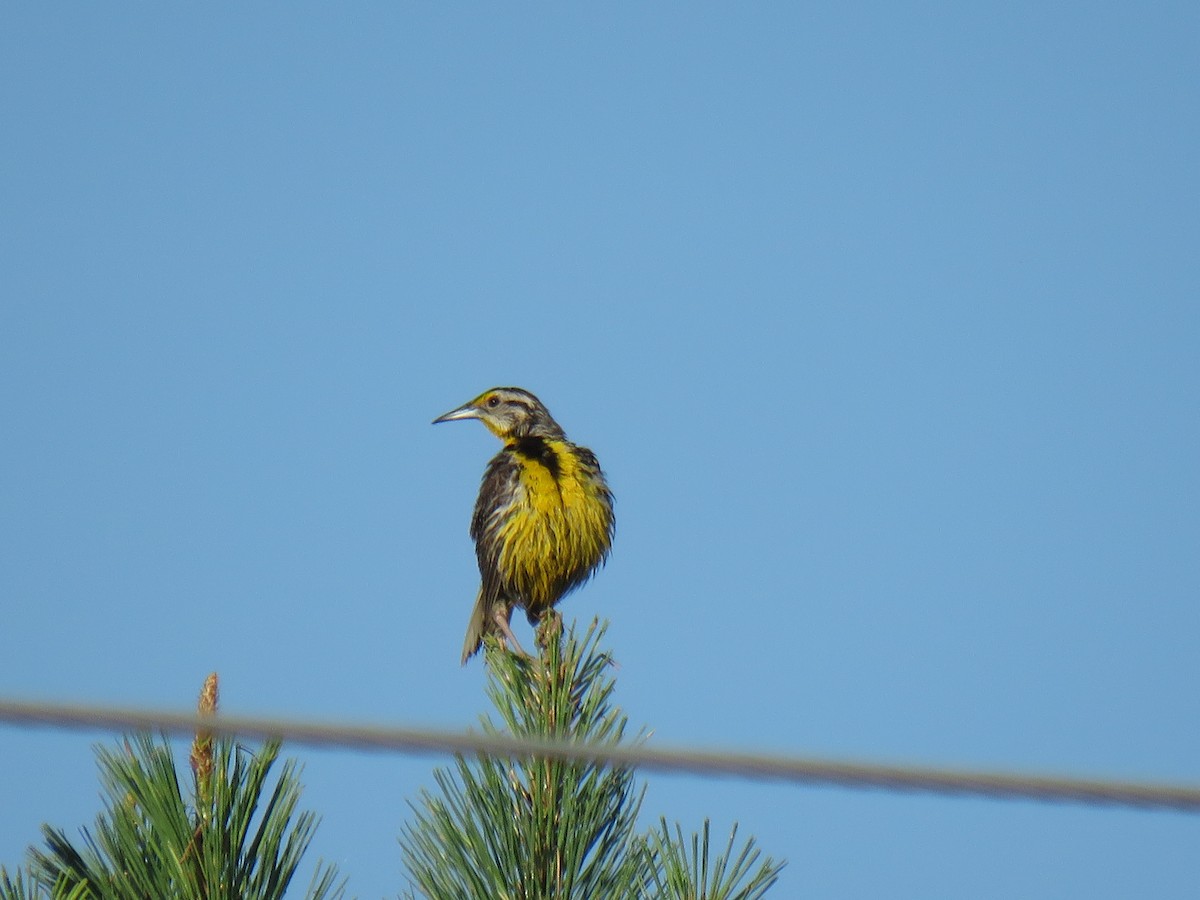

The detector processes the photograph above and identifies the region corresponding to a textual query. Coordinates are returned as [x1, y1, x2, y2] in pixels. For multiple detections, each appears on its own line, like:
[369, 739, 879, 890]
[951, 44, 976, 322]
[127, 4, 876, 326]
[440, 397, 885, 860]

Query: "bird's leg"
[493, 607, 530, 657]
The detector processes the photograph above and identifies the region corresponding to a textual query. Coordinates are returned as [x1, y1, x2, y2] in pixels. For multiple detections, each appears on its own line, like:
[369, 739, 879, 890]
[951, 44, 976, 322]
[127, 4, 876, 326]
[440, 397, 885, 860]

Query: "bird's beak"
[432, 402, 480, 425]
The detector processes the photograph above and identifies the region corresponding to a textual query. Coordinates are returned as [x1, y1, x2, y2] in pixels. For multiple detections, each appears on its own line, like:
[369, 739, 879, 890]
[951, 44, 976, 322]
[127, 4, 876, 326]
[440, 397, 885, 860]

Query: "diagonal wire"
[1, 696, 1197, 813]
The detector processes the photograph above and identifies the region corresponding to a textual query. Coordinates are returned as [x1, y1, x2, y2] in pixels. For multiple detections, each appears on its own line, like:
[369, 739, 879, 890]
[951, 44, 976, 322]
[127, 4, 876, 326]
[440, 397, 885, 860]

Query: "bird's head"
[433, 387, 564, 440]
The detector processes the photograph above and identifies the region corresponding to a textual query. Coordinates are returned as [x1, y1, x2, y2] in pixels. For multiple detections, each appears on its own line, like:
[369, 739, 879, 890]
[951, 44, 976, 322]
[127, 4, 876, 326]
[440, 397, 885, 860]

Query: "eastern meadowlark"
[433, 387, 615, 664]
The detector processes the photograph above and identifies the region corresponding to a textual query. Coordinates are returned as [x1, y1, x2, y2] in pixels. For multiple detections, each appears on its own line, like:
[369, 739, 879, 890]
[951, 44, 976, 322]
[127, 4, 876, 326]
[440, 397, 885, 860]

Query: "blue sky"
[2, 4, 1198, 897]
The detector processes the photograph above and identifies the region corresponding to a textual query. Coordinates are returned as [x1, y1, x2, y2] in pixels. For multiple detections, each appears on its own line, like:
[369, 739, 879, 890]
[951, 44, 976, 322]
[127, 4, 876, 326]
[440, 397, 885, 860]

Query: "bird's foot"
[534, 610, 563, 653]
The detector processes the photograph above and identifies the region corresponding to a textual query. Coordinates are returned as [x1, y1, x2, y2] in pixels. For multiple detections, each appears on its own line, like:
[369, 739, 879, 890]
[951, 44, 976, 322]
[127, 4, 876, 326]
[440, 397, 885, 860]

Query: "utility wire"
[1, 697, 1197, 813]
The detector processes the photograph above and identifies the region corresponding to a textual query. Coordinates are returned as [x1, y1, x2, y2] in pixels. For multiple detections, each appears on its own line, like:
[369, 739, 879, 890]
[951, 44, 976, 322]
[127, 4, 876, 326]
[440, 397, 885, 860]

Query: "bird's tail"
[460, 587, 488, 665]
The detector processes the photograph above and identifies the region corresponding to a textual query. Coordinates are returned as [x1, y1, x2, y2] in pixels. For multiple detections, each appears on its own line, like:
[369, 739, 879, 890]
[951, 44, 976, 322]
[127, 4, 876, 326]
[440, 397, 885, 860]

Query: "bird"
[433, 387, 615, 664]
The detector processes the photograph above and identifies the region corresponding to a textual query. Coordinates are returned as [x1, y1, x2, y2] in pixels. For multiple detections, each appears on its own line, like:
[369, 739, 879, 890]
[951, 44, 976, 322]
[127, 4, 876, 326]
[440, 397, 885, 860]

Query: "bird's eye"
[486, 395, 501, 408]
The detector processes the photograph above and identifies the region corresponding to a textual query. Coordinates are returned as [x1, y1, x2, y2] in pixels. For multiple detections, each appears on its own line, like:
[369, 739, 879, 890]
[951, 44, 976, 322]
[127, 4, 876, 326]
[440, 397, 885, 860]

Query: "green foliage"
[2, 733, 344, 900]
[0, 867, 90, 900]
[4, 623, 786, 899]
[401, 621, 654, 899]
[399, 619, 786, 900]
[646, 819, 783, 900]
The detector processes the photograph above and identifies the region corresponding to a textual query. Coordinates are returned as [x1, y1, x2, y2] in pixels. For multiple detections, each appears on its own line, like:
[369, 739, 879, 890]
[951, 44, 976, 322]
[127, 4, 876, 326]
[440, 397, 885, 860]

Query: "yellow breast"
[496, 440, 611, 610]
